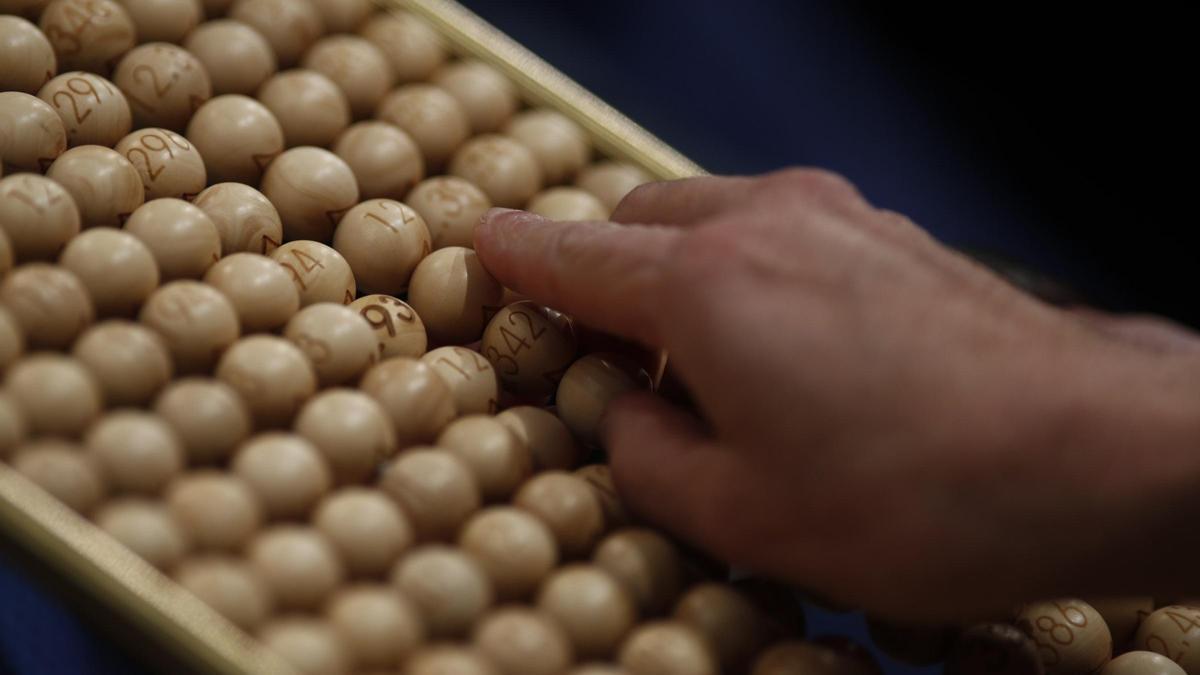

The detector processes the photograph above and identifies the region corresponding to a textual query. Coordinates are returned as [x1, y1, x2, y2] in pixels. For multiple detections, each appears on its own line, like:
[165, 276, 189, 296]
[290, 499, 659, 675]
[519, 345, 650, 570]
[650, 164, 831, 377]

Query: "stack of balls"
[0, 2, 1192, 675]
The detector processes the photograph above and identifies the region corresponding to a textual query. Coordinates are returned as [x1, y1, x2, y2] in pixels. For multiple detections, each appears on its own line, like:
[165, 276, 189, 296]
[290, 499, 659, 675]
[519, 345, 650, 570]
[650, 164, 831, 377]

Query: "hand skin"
[474, 169, 1200, 622]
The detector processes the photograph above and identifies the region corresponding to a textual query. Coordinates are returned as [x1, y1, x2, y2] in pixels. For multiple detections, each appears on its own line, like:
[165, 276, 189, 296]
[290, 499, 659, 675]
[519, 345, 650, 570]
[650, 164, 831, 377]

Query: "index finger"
[474, 208, 680, 346]
[610, 175, 755, 226]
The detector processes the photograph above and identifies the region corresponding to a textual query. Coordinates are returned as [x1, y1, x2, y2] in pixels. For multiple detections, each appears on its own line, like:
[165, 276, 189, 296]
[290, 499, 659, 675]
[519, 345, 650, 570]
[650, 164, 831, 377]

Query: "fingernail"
[484, 207, 518, 222]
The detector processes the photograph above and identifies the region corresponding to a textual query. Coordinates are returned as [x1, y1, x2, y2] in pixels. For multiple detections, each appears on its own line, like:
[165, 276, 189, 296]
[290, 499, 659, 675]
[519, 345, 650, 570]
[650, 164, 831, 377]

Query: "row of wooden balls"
[0, 0, 648, 215]
[0, 320, 816, 675]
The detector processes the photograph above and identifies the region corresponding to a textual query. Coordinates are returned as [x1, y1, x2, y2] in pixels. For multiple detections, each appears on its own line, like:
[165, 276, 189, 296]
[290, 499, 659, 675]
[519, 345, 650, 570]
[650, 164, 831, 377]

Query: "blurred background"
[1, 1, 1190, 673]
[465, 0, 1192, 326]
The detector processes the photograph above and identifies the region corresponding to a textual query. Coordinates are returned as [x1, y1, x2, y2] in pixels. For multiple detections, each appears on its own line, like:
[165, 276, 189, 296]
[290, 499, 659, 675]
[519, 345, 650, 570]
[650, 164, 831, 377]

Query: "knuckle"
[764, 167, 861, 202]
[665, 226, 733, 284]
[610, 180, 668, 222]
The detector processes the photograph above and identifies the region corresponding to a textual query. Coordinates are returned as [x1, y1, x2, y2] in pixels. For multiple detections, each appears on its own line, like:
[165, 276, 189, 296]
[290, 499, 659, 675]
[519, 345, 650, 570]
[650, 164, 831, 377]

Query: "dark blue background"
[1, 1, 1187, 672]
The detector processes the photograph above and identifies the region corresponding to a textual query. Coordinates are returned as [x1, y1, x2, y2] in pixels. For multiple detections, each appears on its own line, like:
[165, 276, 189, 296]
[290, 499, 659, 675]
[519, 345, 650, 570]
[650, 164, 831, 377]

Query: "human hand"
[474, 169, 1200, 621]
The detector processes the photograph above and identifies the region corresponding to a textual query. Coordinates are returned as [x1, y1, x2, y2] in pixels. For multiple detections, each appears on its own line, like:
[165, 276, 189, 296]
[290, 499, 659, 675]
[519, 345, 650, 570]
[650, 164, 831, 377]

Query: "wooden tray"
[0, 1, 701, 673]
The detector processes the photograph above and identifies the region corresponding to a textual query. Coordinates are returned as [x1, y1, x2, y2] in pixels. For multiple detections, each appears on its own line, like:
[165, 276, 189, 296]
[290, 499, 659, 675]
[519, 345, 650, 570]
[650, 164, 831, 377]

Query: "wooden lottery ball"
[153, 378, 250, 464]
[1137, 606, 1200, 674]
[138, 280, 240, 373]
[227, 0, 322, 67]
[38, 0, 136, 75]
[0, 308, 21, 373]
[577, 162, 652, 213]
[216, 336, 316, 427]
[112, 42, 210, 130]
[422, 346, 499, 416]
[182, 20, 278, 96]
[407, 647, 499, 675]
[348, 294, 427, 359]
[1102, 652, 1188, 675]
[537, 564, 636, 659]
[308, 0, 369, 33]
[0, 263, 93, 348]
[332, 198, 430, 295]
[944, 623, 1043, 675]
[193, 183, 283, 255]
[390, 545, 493, 637]
[295, 389, 397, 484]
[438, 415, 532, 502]
[59, 228, 158, 317]
[165, 471, 261, 550]
[203, 253, 299, 333]
[359, 357, 456, 447]
[115, 0, 201, 44]
[432, 60, 519, 134]
[270, 240, 356, 306]
[301, 35, 394, 120]
[482, 301, 577, 399]
[497, 406, 581, 471]
[593, 528, 684, 616]
[258, 617, 351, 675]
[575, 464, 631, 530]
[515, 471, 604, 558]
[0, 174, 79, 260]
[375, 84, 470, 171]
[333, 122, 424, 200]
[72, 320, 172, 406]
[232, 432, 329, 518]
[256, 69, 349, 148]
[314, 489, 412, 577]
[184, 96, 284, 185]
[46, 145, 144, 228]
[752, 640, 880, 675]
[473, 607, 574, 675]
[359, 12, 445, 83]
[84, 410, 184, 493]
[1088, 597, 1155, 647]
[114, 127, 206, 200]
[10, 440, 106, 513]
[405, 175, 490, 250]
[94, 498, 189, 569]
[38, 71, 131, 147]
[0, 16, 56, 94]
[618, 621, 719, 675]
[327, 585, 424, 669]
[174, 556, 272, 630]
[459, 506, 558, 601]
[0, 93, 67, 173]
[505, 109, 591, 185]
[124, 198, 221, 280]
[674, 582, 775, 673]
[529, 187, 609, 221]
[450, 134, 544, 209]
[408, 246, 503, 345]
[260, 146, 359, 242]
[284, 305, 376, 387]
[378, 449, 481, 541]
[1016, 599, 1112, 675]
[248, 525, 343, 609]
[557, 353, 652, 447]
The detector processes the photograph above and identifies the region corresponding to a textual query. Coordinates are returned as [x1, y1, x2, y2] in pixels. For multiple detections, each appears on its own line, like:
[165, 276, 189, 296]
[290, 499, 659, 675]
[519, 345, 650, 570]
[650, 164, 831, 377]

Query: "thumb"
[603, 391, 757, 560]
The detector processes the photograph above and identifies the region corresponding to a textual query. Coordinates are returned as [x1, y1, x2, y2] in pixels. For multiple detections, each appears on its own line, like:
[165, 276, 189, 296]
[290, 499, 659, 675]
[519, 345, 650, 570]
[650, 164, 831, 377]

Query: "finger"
[610, 175, 756, 226]
[1070, 309, 1200, 355]
[475, 208, 680, 345]
[604, 392, 763, 561]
